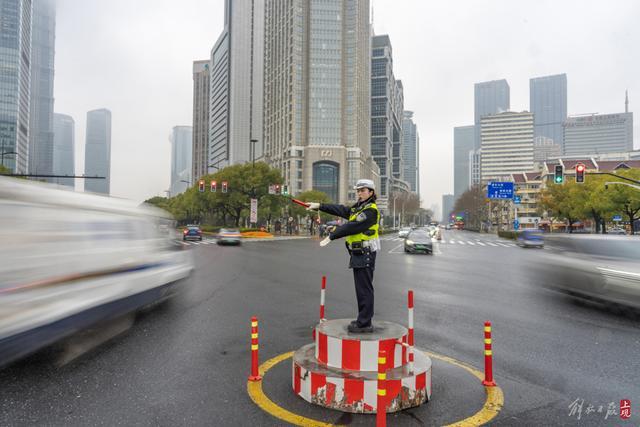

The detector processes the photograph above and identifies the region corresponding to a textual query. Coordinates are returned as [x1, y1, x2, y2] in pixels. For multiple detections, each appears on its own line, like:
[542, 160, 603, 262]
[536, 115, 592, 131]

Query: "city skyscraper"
[28, 0, 56, 180]
[402, 111, 419, 193]
[453, 125, 474, 200]
[530, 74, 567, 148]
[442, 194, 454, 224]
[84, 109, 111, 195]
[481, 111, 534, 182]
[0, 0, 32, 173]
[263, 0, 378, 204]
[563, 112, 633, 156]
[52, 113, 74, 189]
[371, 34, 406, 211]
[192, 60, 209, 183]
[208, 0, 264, 173]
[474, 79, 510, 149]
[170, 126, 193, 197]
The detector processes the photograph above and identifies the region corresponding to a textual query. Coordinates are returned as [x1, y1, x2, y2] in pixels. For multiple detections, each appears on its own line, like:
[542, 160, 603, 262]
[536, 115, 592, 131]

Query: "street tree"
[606, 169, 640, 234]
[289, 190, 332, 221]
[540, 181, 583, 232]
[452, 185, 489, 230]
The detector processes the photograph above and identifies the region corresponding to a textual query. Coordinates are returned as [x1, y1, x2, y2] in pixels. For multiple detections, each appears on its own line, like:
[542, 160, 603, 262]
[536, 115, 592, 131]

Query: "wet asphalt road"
[1, 231, 640, 426]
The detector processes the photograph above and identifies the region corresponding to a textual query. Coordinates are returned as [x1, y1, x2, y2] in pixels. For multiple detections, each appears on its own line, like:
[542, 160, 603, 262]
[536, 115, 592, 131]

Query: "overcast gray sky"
[55, 0, 640, 211]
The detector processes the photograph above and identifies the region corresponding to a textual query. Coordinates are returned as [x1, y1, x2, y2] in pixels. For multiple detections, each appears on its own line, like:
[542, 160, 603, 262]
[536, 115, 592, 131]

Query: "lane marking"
[467, 241, 475, 246]
[487, 242, 497, 247]
[388, 243, 404, 254]
[476, 242, 486, 246]
[248, 350, 504, 427]
[458, 240, 466, 245]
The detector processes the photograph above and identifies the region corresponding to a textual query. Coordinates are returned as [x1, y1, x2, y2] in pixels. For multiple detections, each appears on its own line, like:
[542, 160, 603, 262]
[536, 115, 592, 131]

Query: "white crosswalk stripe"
[476, 241, 486, 246]
[467, 241, 475, 246]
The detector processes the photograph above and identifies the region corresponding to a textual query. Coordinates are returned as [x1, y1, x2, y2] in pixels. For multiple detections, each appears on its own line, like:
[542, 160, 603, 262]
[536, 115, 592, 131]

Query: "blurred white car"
[398, 227, 412, 238]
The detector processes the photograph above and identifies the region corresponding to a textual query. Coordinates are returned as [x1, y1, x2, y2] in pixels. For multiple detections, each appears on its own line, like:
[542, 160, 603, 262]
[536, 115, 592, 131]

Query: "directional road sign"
[514, 195, 521, 204]
[613, 215, 622, 222]
[487, 182, 514, 199]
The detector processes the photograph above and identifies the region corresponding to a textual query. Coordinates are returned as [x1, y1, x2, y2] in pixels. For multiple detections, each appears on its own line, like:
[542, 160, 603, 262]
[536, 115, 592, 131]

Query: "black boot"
[348, 323, 374, 333]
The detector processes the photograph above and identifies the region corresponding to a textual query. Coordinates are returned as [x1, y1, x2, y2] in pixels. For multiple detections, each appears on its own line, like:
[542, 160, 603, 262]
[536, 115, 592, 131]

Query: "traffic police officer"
[307, 179, 380, 333]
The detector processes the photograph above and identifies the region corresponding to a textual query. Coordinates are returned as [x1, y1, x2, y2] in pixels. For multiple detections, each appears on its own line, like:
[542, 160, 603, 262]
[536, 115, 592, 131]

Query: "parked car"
[404, 230, 433, 254]
[609, 227, 627, 235]
[516, 229, 544, 248]
[183, 225, 203, 241]
[398, 227, 412, 238]
[217, 228, 242, 245]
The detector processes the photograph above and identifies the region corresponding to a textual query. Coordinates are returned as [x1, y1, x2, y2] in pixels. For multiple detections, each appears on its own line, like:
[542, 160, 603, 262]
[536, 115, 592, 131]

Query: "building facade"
[84, 109, 111, 195]
[209, 0, 264, 173]
[533, 136, 562, 163]
[28, 0, 55, 180]
[192, 60, 209, 182]
[170, 126, 192, 196]
[469, 148, 481, 186]
[263, 0, 378, 204]
[371, 34, 405, 211]
[0, 0, 32, 173]
[481, 111, 534, 182]
[530, 74, 567, 148]
[474, 79, 510, 149]
[453, 125, 474, 199]
[442, 194, 454, 224]
[402, 110, 419, 193]
[52, 113, 74, 189]
[563, 113, 633, 156]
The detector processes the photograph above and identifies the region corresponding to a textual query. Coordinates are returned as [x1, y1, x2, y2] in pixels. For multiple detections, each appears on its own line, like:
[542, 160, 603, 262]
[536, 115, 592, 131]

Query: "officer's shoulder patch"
[356, 212, 367, 222]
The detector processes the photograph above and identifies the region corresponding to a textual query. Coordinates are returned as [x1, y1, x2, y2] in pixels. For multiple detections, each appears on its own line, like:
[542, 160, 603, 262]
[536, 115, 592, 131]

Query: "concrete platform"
[293, 343, 432, 414]
[315, 319, 408, 371]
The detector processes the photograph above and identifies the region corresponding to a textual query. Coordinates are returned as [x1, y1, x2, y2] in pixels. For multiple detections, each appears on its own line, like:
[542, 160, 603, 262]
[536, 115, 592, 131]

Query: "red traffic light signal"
[222, 181, 228, 193]
[575, 163, 585, 184]
[210, 180, 217, 192]
[198, 180, 205, 192]
[274, 184, 280, 193]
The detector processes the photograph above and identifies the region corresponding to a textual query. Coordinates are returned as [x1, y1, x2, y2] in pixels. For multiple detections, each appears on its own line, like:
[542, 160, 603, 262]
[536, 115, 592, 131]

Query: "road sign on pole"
[514, 219, 520, 230]
[487, 182, 514, 199]
[613, 215, 622, 222]
[250, 198, 258, 224]
[514, 195, 521, 204]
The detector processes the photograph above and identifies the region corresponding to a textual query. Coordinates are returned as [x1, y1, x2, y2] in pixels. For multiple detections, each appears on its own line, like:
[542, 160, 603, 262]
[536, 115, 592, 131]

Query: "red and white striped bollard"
[408, 290, 414, 373]
[248, 316, 262, 381]
[482, 321, 496, 386]
[376, 349, 387, 427]
[320, 275, 326, 321]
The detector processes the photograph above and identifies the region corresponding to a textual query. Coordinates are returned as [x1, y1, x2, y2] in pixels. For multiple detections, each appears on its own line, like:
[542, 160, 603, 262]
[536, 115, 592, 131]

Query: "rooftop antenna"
[625, 89, 629, 113]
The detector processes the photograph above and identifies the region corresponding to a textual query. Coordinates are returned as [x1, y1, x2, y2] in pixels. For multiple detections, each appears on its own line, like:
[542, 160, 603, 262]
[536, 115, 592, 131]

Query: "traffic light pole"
[589, 172, 640, 186]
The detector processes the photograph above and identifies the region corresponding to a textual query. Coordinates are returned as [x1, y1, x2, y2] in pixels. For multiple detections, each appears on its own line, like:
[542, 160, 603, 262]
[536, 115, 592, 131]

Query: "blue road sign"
[487, 182, 514, 199]
[613, 215, 622, 221]
[514, 195, 521, 204]
[514, 220, 520, 230]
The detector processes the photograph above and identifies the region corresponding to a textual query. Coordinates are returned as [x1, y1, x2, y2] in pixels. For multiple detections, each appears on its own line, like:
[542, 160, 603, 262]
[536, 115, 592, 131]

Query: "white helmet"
[354, 179, 375, 191]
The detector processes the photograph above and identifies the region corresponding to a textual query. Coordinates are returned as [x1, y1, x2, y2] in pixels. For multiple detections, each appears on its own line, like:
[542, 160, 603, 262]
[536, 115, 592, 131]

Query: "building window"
[313, 161, 339, 203]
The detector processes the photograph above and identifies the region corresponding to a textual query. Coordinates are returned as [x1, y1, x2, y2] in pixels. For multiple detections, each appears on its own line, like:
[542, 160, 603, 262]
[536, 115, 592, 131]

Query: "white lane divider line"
[389, 243, 404, 254]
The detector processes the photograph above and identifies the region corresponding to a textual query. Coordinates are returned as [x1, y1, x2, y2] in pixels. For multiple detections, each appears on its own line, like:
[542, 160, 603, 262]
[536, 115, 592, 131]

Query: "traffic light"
[282, 185, 289, 195]
[554, 164, 564, 184]
[198, 180, 205, 192]
[274, 184, 280, 194]
[210, 180, 217, 192]
[221, 181, 228, 193]
[575, 163, 585, 184]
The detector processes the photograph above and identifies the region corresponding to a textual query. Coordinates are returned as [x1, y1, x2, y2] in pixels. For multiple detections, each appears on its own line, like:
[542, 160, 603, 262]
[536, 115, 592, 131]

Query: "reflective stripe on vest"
[345, 202, 380, 247]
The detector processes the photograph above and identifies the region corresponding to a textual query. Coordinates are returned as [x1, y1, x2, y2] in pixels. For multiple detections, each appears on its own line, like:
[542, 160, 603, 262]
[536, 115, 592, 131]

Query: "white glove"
[320, 236, 332, 247]
[306, 202, 320, 211]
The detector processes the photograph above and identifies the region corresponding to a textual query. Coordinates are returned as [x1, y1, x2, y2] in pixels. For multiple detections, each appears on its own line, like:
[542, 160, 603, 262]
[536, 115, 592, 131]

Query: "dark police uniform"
[319, 197, 380, 328]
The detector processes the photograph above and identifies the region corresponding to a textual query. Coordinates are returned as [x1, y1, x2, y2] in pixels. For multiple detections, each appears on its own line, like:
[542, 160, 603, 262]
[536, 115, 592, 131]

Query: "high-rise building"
[28, 0, 55, 180]
[209, 0, 264, 173]
[84, 109, 111, 195]
[481, 111, 534, 182]
[530, 74, 567, 148]
[474, 79, 510, 149]
[469, 148, 481, 187]
[192, 60, 209, 182]
[453, 125, 474, 199]
[263, 0, 378, 204]
[0, 0, 32, 173]
[533, 136, 562, 163]
[563, 112, 633, 156]
[52, 113, 74, 189]
[402, 111, 419, 193]
[371, 34, 405, 211]
[442, 194, 454, 224]
[170, 126, 193, 196]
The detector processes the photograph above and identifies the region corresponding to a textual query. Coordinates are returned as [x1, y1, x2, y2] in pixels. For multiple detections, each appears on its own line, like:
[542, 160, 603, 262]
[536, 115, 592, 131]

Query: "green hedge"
[498, 230, 518, 240]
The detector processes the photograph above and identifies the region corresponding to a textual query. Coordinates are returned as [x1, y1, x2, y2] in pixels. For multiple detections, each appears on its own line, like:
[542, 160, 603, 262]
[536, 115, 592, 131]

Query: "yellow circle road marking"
[247, 350, 504, 427]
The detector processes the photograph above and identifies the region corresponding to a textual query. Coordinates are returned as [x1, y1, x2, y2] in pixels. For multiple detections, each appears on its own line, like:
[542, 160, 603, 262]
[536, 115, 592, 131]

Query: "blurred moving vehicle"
[536, 235, 640, 309]
[404, 230, 433, 254]
[0, 177, 193, 367]
[398, 227, 412, 238]
[217, 228, 242, 245]
[516, 229, 544, 248]
[608, 227, 627, 235]
[183, 225, 203, 241]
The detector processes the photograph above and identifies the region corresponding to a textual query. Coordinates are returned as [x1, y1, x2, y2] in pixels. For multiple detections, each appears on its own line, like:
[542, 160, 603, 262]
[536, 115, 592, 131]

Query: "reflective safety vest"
[345, 202, 380, 252]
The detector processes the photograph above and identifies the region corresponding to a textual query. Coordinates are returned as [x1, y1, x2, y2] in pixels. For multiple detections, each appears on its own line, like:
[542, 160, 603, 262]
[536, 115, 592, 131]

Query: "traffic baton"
[289, 197, 310, 208]
[482, 321, 496, 386]
[320, 276, 326, 322]
[408, 290, 414, 373]
[248, 316, 262, 381]
[376, 350, 387, 426]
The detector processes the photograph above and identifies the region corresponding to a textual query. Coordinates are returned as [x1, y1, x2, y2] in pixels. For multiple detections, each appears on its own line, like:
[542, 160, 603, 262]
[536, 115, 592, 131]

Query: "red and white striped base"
[293, 319, 432, 414]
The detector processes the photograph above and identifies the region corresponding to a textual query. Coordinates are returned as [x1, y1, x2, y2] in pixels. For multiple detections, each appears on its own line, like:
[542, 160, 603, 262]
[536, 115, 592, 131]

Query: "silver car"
[398, 227, 412, 239]
[537, 235, 640, 309]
